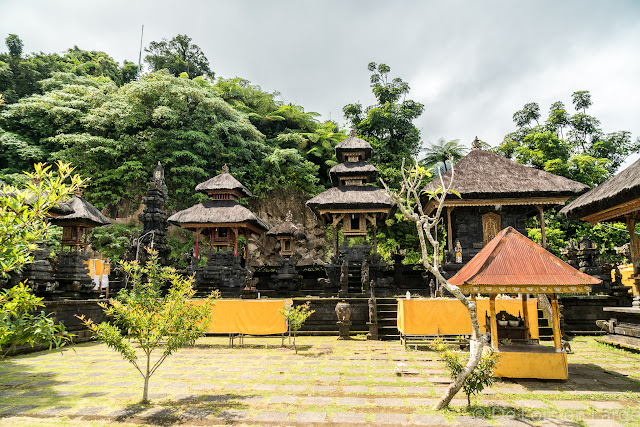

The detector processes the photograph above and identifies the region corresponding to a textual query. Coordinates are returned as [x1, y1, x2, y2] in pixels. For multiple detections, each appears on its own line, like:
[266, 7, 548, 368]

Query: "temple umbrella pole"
[233, 228, 239, 257]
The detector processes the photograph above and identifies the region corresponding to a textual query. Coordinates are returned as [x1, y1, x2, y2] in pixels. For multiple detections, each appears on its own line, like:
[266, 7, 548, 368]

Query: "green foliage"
[527, 210, 630, 263]
[496, 90, 640, 186]
[0, 35, 137, 105]
[5, 34, 23, 59]
[167, 228, 195, 268]
[343, 62, 424, 185]
[80, 250, 218, 402]
[145, 34, 214, 79]
[436, 341, 499, 407]
[280, 301, 314, 354]
[89, 222, 137, 263]
[421, 138, 468, 176]
[0, 282, 72, 359]
[0, 161, 86, 275]
[0, 161, 82, 359]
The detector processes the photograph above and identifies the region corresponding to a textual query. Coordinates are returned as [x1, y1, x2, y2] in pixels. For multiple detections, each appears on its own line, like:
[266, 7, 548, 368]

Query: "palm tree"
[422, 138, 468, 176]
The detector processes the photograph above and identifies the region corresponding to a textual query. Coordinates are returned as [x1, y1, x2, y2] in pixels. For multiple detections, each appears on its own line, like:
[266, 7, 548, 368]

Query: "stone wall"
[5, 299, 108, 356]
[248, 187, 329, 266]
[559, 295, 627, 334]
[291, 298, 369, 334]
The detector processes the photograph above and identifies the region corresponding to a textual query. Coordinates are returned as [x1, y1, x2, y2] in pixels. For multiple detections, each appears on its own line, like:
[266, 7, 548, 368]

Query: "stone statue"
[368, 280, 377, 324]
[429, 279, 435, 298]
[361, 259, 369, 292]
[454, 240, 463, 264]
[339, 259, 349, 296]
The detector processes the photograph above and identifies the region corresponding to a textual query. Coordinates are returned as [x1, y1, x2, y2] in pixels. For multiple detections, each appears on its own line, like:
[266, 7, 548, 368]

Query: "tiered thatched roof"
[329, 161, 378, 185]
[560, 157, 640, 223]
[422, 150, 589, 200]
[449, 226, 600, 294]
[50, 196, 111, 227]
[195, 167, 252, 198]
[335, 133, 373, 162]
[168, 200, 268, 231]
[306, 186, 396, 217]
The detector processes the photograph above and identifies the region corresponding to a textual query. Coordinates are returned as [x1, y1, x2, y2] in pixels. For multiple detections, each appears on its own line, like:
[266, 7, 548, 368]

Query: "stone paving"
[0, 336, 639, 426]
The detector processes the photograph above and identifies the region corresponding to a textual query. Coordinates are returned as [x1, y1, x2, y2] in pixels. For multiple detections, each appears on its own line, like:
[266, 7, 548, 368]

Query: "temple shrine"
[168, 165, 268, 295]
[306, 129, 396, 295]
[421, 138, 589, 276]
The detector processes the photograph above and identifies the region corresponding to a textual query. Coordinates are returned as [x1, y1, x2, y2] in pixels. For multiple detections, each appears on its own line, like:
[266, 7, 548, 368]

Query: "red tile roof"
[448, 227, 600, 291]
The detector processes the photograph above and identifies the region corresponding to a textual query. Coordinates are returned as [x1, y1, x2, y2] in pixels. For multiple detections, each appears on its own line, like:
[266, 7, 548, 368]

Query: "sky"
[2, 0, 640, 170]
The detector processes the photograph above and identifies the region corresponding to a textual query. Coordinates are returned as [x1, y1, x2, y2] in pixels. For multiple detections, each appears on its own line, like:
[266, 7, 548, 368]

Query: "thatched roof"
[449, 226, 599, 293]
[0, 186, 74, 216]
[50, 196, 111, 227]
[195, 168, 252, 198]
[335, 134, 373, 162]
[421, 149, 589, 200]
[167, 200, 268, 232]
[329, 161, 378, 184]
[559, 157, 640, 222]
[306, 186, 396, 217]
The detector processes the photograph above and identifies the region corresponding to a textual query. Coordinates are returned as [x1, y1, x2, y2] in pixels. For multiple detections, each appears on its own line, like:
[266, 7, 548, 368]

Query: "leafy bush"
[280, 301, 314, 354]
[89, 222, 137, 263]
[436, 341, 499, 407]
[1, 283, 72, 359]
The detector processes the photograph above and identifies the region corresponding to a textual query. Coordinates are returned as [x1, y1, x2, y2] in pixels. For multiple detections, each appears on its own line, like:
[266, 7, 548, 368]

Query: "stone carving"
[335, 300, 352, 340]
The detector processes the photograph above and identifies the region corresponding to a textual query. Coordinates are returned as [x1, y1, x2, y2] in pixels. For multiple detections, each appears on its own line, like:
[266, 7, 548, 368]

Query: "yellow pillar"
[551, 294, 562, 350]
[489, 294, 498, 349]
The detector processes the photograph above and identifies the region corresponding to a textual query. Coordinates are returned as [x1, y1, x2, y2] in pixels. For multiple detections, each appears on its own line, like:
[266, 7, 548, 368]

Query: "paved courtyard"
[0, 336, 639, 426]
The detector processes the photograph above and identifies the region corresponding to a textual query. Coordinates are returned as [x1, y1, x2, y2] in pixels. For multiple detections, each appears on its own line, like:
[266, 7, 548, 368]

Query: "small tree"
[80, 250, 218, 403]
[280, 301, 314, 354]
[435, 340, 499, 407]
[1, 162, 85, 359]
[381, 158, 490, 409]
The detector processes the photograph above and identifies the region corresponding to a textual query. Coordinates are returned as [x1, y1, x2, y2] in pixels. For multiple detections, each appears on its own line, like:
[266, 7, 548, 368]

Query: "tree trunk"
[142, 375, 149, 403]
[142, 353, 150, 403]
[293, 331, 297, 354]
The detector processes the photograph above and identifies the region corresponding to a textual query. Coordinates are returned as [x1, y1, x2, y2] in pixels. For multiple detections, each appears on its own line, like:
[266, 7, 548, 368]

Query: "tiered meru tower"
[307, 130, 396, 295]
[168, 165, 268, 296]
[307, 129, 396, 255]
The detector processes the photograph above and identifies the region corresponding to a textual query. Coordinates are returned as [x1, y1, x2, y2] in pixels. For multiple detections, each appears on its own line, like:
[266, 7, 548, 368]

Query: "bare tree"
[380, 158, 489, 410]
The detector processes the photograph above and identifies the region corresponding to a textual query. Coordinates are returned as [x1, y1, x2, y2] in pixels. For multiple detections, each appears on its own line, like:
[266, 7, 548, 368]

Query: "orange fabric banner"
[190, 299, 290, 335]
[397, 298, 539, 338]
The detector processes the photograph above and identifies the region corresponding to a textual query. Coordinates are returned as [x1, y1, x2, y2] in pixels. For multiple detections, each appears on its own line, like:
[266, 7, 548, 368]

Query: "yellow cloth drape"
[190, 299, 290, 335]
[397, 298, 539, 339]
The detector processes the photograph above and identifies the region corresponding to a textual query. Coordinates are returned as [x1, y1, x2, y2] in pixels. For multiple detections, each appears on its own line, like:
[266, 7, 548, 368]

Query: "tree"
[343, 62, 424, 184]
[0, 37, 138, 104]
[5, 34, 23, 59]
[381, 158, 489, 409]
[1, 161, 85, 359]
[422, 138, 468, 176]
[497, 90, 640, 186]
[280, 301, 314, 354]
[0, 162, 86, 275]
[496, 91, 640, 260]
[80, 250, 218, 403]
[145, 34, 214, 79]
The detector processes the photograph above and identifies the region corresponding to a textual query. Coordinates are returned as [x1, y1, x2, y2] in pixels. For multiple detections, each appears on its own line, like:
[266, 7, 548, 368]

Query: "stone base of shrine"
[493, 345, 568, 380]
